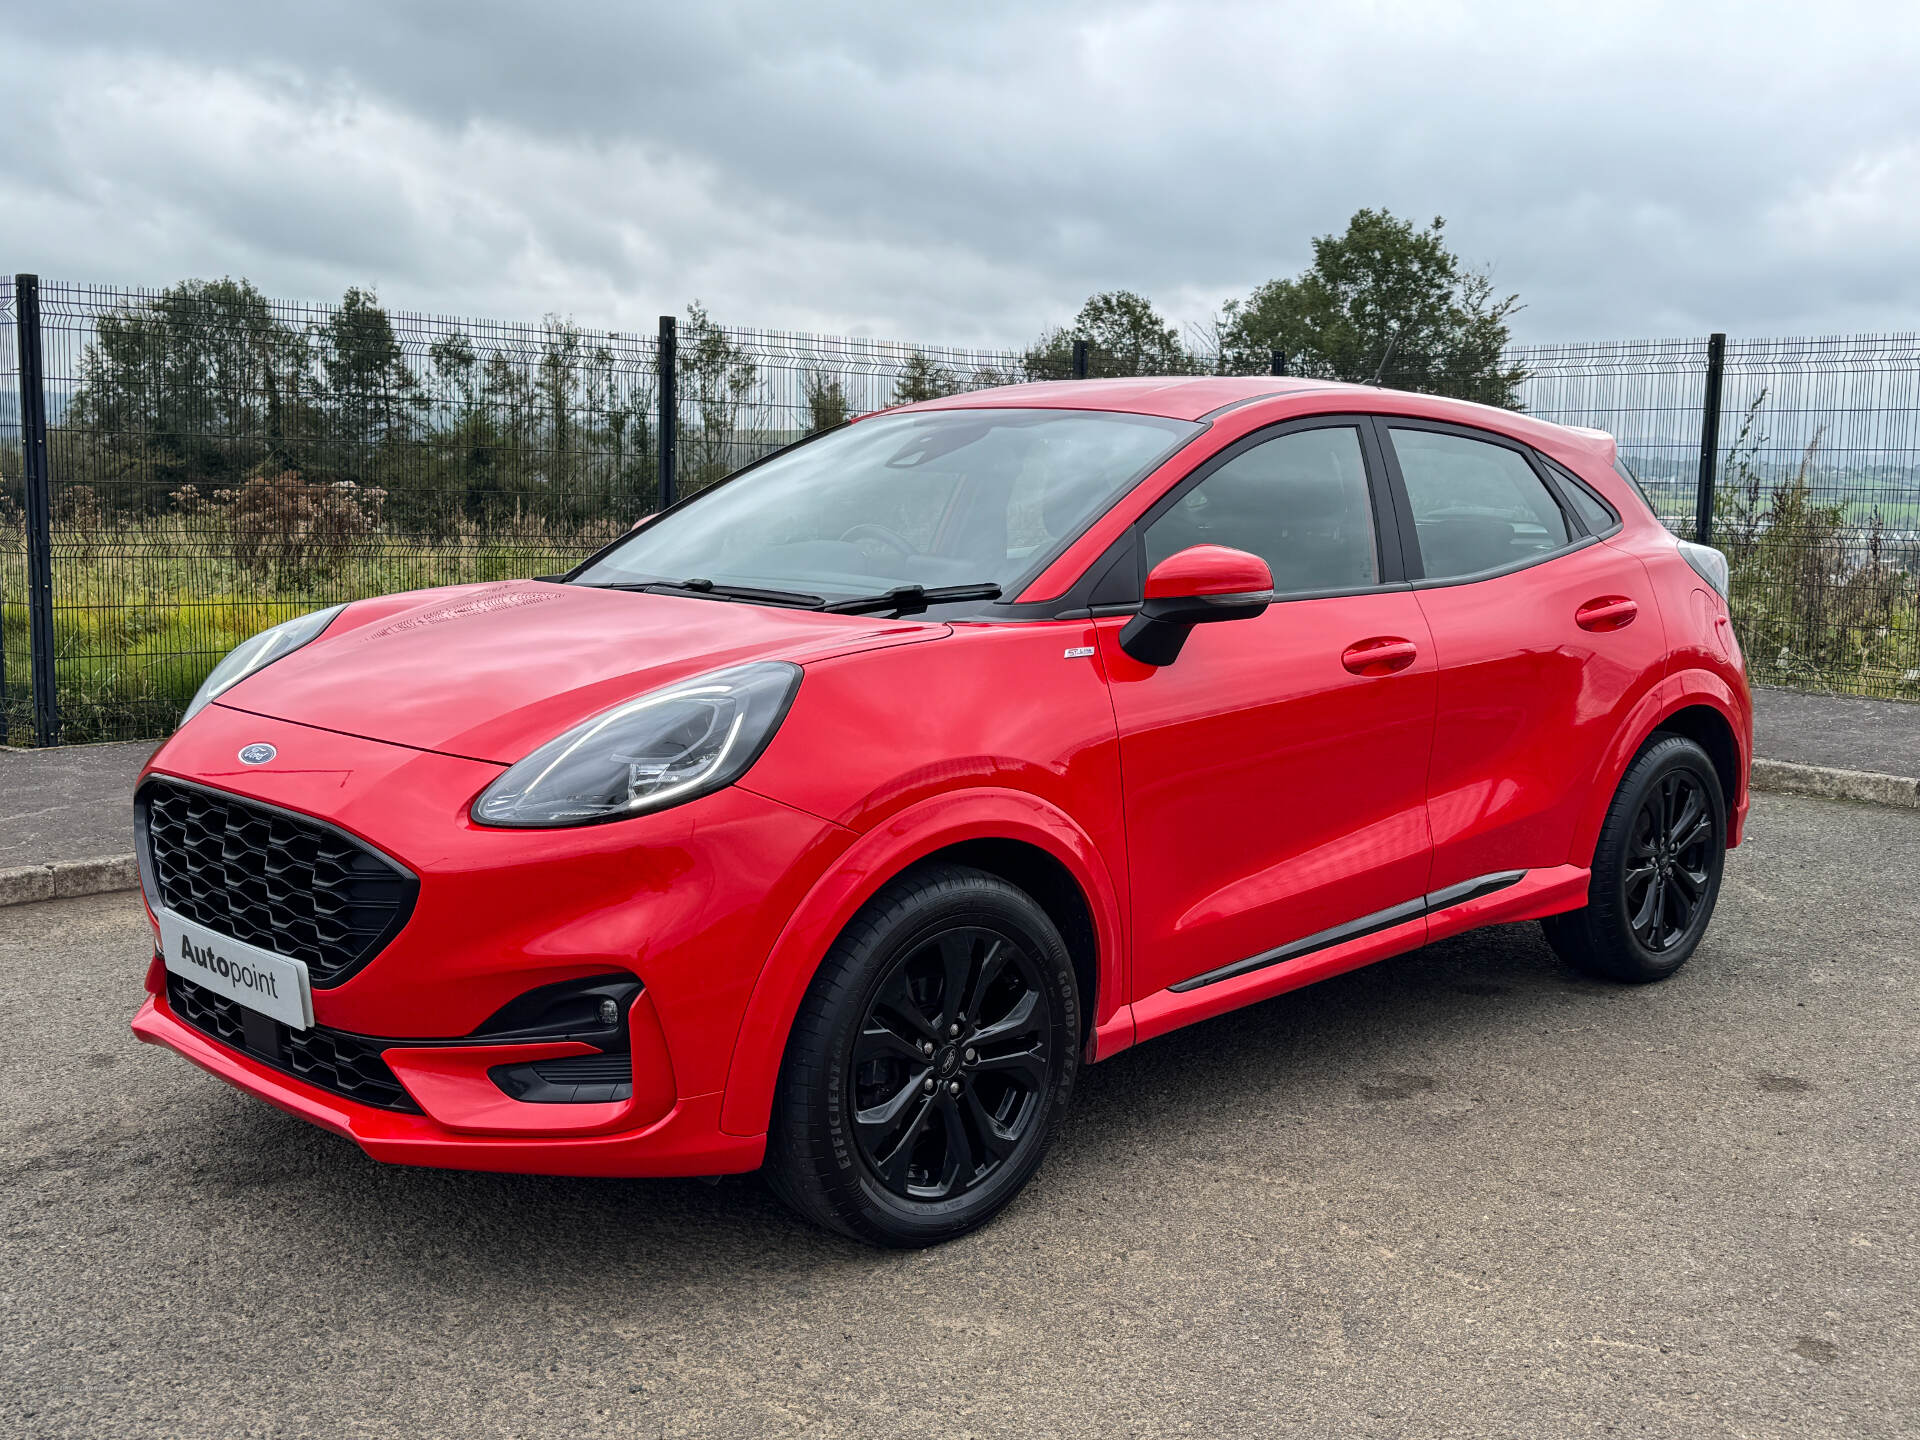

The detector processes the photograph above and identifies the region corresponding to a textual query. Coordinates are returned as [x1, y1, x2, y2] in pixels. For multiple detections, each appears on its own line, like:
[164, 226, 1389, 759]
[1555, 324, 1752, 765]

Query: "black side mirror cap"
[1118, 589, 1273, 665]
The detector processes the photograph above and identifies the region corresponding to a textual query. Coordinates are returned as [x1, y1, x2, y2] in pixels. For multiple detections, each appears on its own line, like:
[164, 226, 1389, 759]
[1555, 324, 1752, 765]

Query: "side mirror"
[1119, 545, 1274, 666]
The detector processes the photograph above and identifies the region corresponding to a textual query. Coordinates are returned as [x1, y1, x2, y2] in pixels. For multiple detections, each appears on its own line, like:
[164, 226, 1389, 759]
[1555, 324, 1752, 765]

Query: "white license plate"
[158, 907, 314, 1031]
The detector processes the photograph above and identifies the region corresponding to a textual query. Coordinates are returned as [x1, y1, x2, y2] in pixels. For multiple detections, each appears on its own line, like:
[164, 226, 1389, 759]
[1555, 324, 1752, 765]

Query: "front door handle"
[1576, 596, 1639, 632]
[1341, 636, 1419, 677]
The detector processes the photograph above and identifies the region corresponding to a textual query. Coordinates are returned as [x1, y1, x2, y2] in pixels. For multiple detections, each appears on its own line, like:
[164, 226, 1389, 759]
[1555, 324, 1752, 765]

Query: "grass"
[1, 510, 614, 744]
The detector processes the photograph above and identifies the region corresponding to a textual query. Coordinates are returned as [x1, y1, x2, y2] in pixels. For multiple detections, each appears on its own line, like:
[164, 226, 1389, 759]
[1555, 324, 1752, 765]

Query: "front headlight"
[472, 661, 802, 828]
[182, 604, 346, 724]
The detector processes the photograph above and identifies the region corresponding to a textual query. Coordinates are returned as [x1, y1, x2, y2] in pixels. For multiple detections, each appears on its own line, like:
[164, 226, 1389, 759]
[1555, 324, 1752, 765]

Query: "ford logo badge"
[238, 743, 277, 766]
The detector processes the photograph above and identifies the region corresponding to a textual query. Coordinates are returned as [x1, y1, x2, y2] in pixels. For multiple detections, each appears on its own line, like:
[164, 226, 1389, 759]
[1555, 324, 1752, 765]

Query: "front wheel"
[767, 864, 1080, 1247]
[1543, 733, 1728, 983]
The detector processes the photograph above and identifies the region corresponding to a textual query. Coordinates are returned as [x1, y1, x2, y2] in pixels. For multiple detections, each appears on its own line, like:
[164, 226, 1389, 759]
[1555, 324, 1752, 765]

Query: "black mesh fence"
[1491, 334, 1920, 696]
[4, 275, 1919, 745]
[0, 280, 1027, 742]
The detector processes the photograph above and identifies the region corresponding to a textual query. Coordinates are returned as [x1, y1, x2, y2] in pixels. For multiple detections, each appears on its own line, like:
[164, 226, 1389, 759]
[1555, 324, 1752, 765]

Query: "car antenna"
[1369, 326, 1401, 386]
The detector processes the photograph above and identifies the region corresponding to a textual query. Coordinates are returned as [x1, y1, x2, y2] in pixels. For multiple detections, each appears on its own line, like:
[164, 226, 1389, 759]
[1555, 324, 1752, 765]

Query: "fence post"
[657, 313, 677, 509]
[1071, 339, 1089, 380]
[1694, 332, 1726, 546]
[1269, 349, 1287, 378]
[15, 274, 59, 746]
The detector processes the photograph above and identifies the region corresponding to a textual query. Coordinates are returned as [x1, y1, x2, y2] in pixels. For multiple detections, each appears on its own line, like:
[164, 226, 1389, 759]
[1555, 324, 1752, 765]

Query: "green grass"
[2, 512, 613, 744]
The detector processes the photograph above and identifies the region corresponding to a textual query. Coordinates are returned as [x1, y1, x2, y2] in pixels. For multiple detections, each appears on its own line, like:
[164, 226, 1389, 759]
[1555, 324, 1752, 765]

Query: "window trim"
[1133, 413, 1410, 603]
[1536, 454, 1623, 539]
[1369, 416, 1602, 589]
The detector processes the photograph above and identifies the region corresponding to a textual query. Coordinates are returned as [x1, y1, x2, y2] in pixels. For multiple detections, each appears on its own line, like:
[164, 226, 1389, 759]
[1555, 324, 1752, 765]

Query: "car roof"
[882, 375, 1617, 467]
[892, 375, 1327, 421]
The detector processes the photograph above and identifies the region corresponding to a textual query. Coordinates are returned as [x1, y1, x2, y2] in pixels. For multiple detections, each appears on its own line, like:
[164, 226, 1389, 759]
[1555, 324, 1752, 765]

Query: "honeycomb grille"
[165, 973, 420, 1113]
[141, 779, 416, 988]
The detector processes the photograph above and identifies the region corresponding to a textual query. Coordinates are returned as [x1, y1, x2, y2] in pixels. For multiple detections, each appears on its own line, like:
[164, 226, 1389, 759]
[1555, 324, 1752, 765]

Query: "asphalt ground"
[0, 739, 154, 871]
[2, 791, 1915, 1439]
[1752, 687, 1920, 777]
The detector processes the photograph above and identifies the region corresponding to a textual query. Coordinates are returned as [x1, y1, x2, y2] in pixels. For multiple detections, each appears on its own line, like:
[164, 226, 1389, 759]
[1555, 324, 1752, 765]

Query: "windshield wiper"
[578, 576, 1000, 616]
[823, 583, 1002, 616]
[580, 577, 827, 608]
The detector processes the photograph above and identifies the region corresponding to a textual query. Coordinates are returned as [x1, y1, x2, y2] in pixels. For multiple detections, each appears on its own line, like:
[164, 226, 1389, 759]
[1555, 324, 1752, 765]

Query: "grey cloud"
[4, 1, 1919, 344]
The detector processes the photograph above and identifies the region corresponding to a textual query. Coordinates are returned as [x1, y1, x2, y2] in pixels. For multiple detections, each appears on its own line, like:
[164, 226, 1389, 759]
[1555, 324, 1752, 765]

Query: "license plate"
[158, 907, 314, 1031]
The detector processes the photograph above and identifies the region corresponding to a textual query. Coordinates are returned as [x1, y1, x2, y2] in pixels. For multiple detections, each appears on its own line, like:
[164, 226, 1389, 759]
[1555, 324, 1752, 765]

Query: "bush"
[221, 469, 387, 589]
[1716, 397, 1920, 695]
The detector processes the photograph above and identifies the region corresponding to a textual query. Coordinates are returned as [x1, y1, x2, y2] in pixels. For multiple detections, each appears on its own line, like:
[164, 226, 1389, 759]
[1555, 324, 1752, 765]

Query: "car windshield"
[573, 408, 1199, 603]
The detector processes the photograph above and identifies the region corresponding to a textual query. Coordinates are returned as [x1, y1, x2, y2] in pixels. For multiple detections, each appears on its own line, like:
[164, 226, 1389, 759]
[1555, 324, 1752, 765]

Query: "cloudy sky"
[4, 1, 1918, 348]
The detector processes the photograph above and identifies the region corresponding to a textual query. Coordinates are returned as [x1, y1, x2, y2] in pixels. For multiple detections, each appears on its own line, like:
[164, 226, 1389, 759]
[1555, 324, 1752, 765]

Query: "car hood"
[213, 580, 946, 762]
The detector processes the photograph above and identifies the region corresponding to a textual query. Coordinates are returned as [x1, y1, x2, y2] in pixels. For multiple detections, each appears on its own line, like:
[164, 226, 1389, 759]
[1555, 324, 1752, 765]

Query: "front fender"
[718, 786, 1130, 1138]
[1567, 667, 1751, 867]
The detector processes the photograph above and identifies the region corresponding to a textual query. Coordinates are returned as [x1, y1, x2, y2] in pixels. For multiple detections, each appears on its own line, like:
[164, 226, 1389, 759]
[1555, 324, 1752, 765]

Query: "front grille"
[141, 779, 416, 988]
[166, 973, 420, 1113]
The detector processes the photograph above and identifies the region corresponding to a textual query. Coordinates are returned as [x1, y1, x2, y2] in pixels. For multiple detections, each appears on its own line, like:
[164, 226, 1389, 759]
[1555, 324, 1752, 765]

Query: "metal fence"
[1493, 333, 1920, 696]
[0, 277, 1026, 743]
[5, 274, 1919, 745]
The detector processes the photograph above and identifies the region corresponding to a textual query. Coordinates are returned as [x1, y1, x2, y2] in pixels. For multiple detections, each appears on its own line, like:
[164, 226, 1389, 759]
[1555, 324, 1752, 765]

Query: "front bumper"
[131, 703, 854, 1174]
[133, 991, 761, 1176]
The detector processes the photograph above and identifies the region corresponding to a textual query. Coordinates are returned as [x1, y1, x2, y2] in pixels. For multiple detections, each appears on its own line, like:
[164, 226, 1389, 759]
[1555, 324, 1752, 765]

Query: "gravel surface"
[3, 791, 1915, 1439]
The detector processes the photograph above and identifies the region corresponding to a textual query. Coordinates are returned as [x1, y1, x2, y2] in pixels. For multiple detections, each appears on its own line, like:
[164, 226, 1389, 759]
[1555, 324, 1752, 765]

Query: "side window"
[1549, 463, 1619, 535]
[1388, 428, 1573, 580]
[1145, 427, 1378, 595]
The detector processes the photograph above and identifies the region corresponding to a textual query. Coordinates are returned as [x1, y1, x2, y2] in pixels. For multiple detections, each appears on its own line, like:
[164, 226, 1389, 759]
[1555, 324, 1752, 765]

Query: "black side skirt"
[1169, 870, 1527, 993]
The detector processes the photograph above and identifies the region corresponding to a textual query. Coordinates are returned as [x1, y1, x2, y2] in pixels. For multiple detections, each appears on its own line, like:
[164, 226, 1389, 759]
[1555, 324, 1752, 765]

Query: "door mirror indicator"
[1120, 545, 1274, 666]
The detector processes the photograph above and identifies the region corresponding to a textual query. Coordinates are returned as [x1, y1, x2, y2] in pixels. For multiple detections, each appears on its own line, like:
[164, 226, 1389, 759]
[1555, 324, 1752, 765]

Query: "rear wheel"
[767, 864, 1079, 1247]
[1543, 733, 1727, 983]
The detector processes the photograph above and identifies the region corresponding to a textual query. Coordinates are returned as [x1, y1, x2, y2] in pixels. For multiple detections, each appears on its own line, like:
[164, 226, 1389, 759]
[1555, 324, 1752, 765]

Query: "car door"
[1373, 419, 1669, 895]
[1098, 418, 1438, 1003]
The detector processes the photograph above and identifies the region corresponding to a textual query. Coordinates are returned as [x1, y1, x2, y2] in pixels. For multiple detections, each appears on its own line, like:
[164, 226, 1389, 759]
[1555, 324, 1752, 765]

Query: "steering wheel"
[839, 522, 917, 558]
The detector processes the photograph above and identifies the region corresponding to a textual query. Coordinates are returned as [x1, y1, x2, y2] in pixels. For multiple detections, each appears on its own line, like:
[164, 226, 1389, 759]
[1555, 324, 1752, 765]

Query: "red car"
[131, 377, 1750, 1246]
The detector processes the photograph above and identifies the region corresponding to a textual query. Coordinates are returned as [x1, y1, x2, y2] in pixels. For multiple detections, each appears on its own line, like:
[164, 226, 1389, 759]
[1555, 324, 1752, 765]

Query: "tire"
[1543, 733, 1727, 983]
[767, 863, 1080, 1247]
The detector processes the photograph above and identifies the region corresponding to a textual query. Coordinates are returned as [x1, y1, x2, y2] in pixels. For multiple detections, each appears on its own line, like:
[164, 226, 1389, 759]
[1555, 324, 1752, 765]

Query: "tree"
[677, 302, 761, 489]
[68, 277, 312, 505]
[1219, 209, 1524, 406]
[1024, 290, 1196, 379]
[321, 286, 418, 472]
[802, 367, 851, 432]
[891, 349, 962, 405]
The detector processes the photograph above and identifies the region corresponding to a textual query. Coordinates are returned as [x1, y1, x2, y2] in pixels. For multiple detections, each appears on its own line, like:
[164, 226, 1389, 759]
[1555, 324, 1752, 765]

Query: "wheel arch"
[1653, 703, 1742, 816]
[717, 788, 1127, 1138]
[901, 838, 1100, 1049]
[1569, 670, 1751, 867]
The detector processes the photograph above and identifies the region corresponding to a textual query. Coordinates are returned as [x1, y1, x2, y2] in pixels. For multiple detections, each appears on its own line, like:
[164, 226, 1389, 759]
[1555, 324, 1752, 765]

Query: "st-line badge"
[238, 743, 276, 765]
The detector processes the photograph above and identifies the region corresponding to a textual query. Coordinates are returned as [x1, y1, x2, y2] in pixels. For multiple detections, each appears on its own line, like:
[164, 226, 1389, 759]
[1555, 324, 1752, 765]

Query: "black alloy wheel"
[851, 926, 1051, 1201]
[1543, 733, 1727, 983]
[768, 863, 1079, 1247]
[1623, 769, 1716, 952]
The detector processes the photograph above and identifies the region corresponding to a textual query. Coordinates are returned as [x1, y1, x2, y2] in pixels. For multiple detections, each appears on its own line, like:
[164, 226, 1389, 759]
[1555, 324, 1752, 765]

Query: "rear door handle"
[1341, 636, 1419, 676]
[1575, 596, 1639, 632]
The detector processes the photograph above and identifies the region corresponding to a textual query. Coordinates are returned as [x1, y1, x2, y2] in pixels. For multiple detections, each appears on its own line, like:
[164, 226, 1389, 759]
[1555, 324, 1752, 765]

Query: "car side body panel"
[1412, 538, 1671, 893]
